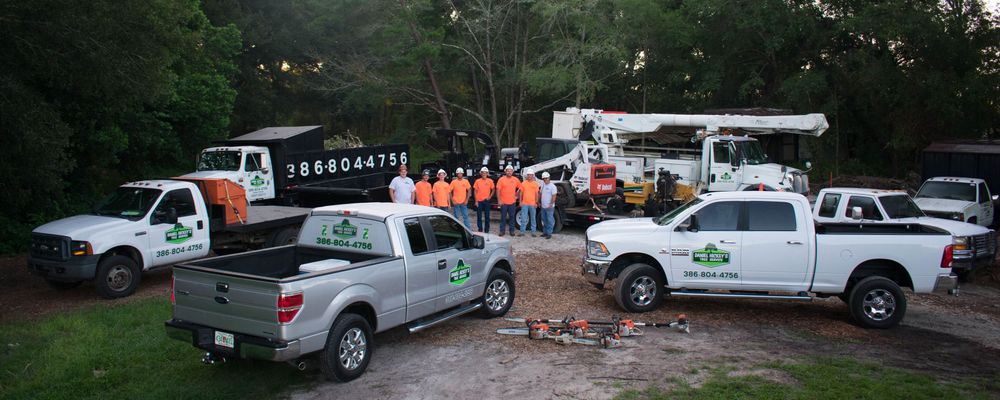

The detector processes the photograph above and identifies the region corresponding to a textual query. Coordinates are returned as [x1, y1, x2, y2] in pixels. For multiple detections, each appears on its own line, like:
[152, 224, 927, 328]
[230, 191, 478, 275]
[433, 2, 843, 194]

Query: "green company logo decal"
[250, 175, 265, 187]
[449, 260, 472, 285]
[720, 172, 732, 181]
[362, 228, 370, 240]
[692, 243, 729, 267]
[332, 219, 358, 239]
[166, 223, 193, 244]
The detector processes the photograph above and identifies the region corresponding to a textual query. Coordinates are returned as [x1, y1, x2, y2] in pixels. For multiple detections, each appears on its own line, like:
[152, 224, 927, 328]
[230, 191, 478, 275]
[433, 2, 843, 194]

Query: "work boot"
[531, 233, 537, 237]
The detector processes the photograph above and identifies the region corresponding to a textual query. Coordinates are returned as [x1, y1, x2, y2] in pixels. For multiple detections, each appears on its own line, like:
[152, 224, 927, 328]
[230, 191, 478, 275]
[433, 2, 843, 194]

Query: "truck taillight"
[278, 292, 303, 324]
[940, 245, 953, 268]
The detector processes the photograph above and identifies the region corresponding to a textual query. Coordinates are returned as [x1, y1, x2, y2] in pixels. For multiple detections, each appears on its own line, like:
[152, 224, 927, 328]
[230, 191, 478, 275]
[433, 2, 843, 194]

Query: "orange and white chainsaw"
[496, 314, 689, 348]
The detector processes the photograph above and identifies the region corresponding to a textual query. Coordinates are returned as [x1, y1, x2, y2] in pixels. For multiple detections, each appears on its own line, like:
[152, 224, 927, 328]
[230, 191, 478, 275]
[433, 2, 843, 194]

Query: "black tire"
[552, 208, 564, 233]
[606, 196, 625, 215]
[266, 227, 299, 247]
[94, 255, 141, 299]
[46, 279, 83, 290]
[556, 182, 575, 208]
[847, 276, 906, 329]
[320, 313, 374, 382]
[479, 268, 515, 318]
[614, 263, 664, 313]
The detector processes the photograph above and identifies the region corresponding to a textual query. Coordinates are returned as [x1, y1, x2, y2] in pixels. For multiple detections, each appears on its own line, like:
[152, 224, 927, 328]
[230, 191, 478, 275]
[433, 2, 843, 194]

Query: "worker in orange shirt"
[450, 167, 472, 229]
[473, 167, 495, 233]
[496, 164, 521, 237]
[518, 168, 541, 236]
[414, 169, 433, 206]
[432, 169, 452, 211]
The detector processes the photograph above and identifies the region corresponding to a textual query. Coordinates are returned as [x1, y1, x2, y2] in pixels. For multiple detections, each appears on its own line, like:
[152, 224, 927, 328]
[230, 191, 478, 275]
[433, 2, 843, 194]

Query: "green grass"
[617, 357, 992, 400]
[0, 297, 314, 400]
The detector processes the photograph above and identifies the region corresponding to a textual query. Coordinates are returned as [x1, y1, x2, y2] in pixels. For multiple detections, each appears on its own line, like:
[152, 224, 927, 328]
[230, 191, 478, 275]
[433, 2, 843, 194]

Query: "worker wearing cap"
[432, 169, 451, 211]
[473, 167, 495, 233]
[414, 170, 433, 206]
[496, 165, 521, 237]
[518, 169, 540, 236]
[389, 164, 415, 204]
[539, 172, 558, 239]
[450, 167, 472, 229]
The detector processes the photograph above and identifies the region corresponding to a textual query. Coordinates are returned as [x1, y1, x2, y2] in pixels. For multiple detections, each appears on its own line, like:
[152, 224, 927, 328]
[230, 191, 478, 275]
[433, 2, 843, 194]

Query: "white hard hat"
[524, 168, 535, 175]
[504, 165, 514, 171]
[437, 169, 446, 175]
[455, 167, 465, 174]
[541, 172, 550, 179]
[480, 167, 489, 173]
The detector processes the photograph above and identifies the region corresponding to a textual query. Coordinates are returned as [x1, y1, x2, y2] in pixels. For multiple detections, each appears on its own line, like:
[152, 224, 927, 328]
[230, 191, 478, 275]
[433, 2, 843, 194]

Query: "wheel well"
[608, 253, 666, 284]
[341, 302, 377, 332]
[101, 246, 143, 268]
[492, 259, 513, 275]
[967, 216, 977, 224]
[846, 260, 913, 291]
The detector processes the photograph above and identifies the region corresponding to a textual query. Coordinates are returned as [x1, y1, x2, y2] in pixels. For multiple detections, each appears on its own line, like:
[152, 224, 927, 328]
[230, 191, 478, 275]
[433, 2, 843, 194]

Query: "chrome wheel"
[106, 265, 132, 292]
[862, 288, 896, 321]
[485, 279, 510, 311]
[338, 328, 367, 371]
[629, 276, 656, 307]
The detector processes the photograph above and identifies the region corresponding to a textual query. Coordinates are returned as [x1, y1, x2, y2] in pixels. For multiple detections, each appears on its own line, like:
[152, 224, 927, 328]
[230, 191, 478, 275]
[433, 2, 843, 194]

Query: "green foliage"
[0, 297, 312, 399]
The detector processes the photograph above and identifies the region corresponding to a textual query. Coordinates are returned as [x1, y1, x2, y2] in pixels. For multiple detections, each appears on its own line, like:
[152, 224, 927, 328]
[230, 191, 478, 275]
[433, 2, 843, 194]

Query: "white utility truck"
[814, 188, 995, 279]
[551, 108, 829, 194]
[913, 177, 996, 227]
[581, 192, 957, 328]
[28, 179, 309, 298]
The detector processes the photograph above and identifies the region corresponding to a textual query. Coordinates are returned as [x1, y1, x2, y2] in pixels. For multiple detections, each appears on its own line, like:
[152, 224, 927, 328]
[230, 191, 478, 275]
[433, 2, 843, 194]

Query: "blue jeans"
[499, 204, 517, 235]
[519, 205, 537, 234]
[541, 207, 555, 235]
[476, 200, 491, 232]
[453, 204, 471, 229]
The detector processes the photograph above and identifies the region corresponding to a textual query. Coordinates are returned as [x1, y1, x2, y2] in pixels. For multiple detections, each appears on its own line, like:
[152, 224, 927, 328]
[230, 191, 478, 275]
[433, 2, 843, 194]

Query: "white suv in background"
[914, 177, 996, 227]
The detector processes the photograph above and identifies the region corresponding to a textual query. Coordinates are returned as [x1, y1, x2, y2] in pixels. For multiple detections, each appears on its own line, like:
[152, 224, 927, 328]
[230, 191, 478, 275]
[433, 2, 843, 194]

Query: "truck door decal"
[166, 223, 193, 244]
[333, 219, 358, 238]
[449, 259, 471, 285]
[692, 243, 729, 267]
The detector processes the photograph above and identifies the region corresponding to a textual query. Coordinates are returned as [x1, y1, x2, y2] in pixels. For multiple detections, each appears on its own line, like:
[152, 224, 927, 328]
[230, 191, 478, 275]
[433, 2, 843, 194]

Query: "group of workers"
[388, 164, 558, 238]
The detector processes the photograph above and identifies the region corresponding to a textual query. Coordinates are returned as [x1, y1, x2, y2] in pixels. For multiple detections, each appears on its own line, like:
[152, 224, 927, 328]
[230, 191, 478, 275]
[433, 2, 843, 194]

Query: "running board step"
[407, 303, 482, 333]
[670, 291, 812, 301]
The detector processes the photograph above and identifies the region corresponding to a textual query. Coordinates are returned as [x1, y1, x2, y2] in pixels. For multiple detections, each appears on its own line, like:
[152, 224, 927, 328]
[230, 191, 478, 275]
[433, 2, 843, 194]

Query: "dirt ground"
[4, 226, 1000, 399]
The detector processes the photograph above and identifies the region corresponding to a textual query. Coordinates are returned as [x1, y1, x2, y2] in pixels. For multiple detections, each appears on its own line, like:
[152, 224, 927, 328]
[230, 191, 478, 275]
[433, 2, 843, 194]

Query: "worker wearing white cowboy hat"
[496, 164, 521, 237]
[450, 167, 472, 229]
[473, 166, 495, 233]
[432, 169, 451, 211]
[539, 171, 558, 238]
[517, 168, 540, 236]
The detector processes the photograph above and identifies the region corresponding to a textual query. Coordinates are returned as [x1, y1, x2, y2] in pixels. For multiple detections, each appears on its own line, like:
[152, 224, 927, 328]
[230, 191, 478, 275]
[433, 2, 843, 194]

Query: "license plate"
[214, 331, 234, 349]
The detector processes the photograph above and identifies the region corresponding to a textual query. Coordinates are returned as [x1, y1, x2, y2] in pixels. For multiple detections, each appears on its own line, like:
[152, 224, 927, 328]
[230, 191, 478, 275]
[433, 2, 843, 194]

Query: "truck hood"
[913, 198, 972, 213]
[586, 218, 659, 241]
[894, 217, 989, 236]
[33, 214, 135, 240]
[744, 163, 801, 177]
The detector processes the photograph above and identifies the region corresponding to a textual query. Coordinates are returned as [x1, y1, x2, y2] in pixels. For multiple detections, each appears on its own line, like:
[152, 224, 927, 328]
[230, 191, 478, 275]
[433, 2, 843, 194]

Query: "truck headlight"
[587, 241, 609, 258]
[70, 240, 93, 256]
[953, 237, 969, 251]
[951, 213, 964, 221]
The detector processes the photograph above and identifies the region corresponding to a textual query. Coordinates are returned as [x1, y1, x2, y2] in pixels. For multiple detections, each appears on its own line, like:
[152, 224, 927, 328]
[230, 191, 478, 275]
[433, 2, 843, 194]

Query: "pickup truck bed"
[219, 206, 311, 234]
[176, 245, 393, 280]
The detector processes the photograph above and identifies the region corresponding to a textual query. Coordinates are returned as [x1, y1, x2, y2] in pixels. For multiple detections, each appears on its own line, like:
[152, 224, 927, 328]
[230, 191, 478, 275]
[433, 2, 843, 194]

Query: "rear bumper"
[27, 255, 100, 282]
[932, 274, 958, 293]
[165, 319, 301, 362]
[580, 258, 612, 285]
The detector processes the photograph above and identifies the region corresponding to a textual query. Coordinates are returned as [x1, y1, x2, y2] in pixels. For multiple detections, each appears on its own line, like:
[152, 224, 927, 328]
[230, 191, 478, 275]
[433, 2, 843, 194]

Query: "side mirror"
[805, 161, 813, 170]
[260, 167, 269, 175]
[992, 194, 998, 202]
[473, 235, 485, 249]
[677, 214, 700, 232]
[849, 206, 863, 221]
[155, 207, 178, 225]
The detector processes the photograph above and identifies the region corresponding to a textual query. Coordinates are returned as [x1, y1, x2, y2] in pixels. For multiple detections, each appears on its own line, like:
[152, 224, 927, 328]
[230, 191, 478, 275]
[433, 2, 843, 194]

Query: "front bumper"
[27, 254, 101, 282]
[932, 274, 958, 293]
[165, 319, 301, 362]
[581, 258, 612, 285]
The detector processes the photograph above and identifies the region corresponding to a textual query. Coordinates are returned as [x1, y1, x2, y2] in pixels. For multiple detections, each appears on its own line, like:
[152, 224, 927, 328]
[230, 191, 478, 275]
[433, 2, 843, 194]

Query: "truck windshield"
[879, 195, 925, 219]
[197, 151, 242, 171]
[655, 198, 703, 225]
[93, 188, 163, 220]
[915, 181, 976, 202]
[734, 140, 767, 165]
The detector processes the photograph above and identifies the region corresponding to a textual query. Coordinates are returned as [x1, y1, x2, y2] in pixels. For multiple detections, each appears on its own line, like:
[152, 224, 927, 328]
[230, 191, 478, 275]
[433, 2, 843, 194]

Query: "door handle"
[438, 259, 448, 270]
[719, 240, 736, 244]
[787, 241, 803, 245]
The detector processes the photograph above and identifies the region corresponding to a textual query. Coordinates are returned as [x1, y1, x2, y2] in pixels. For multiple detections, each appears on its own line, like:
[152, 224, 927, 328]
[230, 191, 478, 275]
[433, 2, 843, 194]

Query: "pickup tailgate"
[172, 266, 284, 340]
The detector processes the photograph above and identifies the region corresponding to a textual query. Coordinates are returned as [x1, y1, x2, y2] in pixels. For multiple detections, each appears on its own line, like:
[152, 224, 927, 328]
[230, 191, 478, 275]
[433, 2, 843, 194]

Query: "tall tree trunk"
[399, 0, 451, 128]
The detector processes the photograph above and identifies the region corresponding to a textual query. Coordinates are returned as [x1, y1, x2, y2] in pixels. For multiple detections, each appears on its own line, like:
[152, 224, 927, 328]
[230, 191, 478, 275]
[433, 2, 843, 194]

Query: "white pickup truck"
[581, 192, 957, 328]
[166, 203, 515, 382]
[813, 188, 995, 279]
[914, 177, 996, 227]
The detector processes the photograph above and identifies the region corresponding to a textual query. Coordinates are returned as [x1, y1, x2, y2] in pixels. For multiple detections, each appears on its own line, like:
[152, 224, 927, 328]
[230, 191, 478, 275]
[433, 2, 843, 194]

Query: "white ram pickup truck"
[813, 188, 995, 279]
[914, 177, 996, 227]
[581, 192, 957, 328]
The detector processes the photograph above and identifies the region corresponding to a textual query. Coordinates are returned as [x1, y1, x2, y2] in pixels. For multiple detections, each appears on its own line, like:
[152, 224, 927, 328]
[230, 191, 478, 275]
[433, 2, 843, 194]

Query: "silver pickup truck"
[165, 203, 515, 382]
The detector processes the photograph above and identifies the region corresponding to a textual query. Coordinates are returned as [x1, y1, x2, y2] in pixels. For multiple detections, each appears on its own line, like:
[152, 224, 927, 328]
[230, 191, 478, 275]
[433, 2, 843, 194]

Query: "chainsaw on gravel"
[496, 314, 689, 348]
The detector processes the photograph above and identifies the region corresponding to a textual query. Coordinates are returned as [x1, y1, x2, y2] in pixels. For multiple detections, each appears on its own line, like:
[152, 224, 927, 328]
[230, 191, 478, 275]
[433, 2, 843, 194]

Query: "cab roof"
[697, 191, 807, 201]
[925, 176, 985, 184]
[818, 187, 908, 196]
[121, 180, 192, 189]
[311, 202, 449, 220]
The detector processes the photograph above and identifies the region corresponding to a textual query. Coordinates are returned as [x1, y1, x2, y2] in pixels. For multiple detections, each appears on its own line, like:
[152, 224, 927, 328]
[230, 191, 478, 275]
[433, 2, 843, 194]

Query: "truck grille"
[972, 231, 997, 258]
[30, 234, 70, 261]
